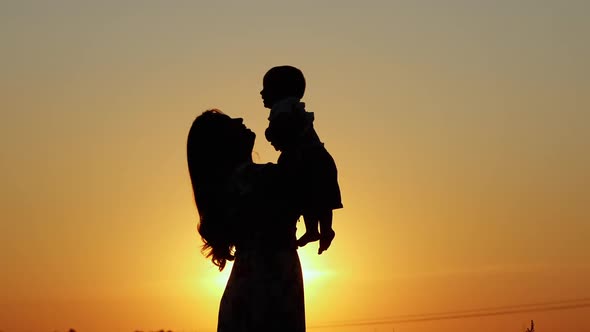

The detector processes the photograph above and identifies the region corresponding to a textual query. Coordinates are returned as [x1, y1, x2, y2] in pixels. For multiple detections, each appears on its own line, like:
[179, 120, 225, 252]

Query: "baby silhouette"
[260, 65, 343, 254]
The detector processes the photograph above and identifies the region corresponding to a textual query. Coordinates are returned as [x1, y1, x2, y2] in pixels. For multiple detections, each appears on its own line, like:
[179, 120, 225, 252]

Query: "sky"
[1, 1, 589, 331]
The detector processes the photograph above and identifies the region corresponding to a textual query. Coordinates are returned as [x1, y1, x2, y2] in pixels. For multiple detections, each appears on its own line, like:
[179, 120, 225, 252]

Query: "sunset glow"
[2, 1, 589, 332]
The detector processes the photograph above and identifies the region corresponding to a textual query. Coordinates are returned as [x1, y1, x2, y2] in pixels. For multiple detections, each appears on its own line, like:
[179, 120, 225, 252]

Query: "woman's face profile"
[225, 116, 255, 159]
[188, 111, 255, 164]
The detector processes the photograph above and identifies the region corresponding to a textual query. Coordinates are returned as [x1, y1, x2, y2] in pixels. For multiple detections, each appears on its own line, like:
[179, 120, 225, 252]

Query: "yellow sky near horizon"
[1, 1, 589, 332]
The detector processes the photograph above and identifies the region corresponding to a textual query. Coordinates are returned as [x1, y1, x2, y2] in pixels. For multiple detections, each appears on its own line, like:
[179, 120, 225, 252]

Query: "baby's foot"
[318, 229, 336, 255]
[297, 232, 320, 247]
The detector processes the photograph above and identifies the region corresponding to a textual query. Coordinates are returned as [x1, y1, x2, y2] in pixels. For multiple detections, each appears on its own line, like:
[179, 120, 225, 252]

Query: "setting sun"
[199, 246, 334, 300]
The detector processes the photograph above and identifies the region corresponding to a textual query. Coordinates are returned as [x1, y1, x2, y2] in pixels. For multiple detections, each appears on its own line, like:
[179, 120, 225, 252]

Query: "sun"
[298, 246, 334, 283]
[208, 264, 233, 295]
[201, 247, 333, 299]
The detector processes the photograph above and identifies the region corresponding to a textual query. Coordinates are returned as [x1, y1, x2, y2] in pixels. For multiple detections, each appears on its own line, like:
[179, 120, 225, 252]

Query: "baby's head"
[260, 65, 306, 109]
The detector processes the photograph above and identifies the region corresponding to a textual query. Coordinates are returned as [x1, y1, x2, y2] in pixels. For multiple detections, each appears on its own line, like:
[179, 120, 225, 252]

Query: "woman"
[187, 109, 306, 331]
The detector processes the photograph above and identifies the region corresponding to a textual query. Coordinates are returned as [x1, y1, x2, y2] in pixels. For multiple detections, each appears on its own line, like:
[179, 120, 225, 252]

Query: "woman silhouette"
[187, 109, 305, 331]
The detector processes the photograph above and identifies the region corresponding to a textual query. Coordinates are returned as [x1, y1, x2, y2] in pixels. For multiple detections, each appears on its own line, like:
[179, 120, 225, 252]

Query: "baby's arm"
[266, 112, 306, 151]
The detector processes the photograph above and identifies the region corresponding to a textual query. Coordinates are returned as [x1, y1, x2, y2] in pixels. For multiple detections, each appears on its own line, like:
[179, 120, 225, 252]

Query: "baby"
[260, 65, 343, 254]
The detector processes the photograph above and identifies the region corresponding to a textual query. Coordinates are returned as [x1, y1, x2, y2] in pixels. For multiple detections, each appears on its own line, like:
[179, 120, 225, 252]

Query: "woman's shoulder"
[232, 162, 284, 192]
[241, 162, 278, 179]
[254, 162, 300, 201]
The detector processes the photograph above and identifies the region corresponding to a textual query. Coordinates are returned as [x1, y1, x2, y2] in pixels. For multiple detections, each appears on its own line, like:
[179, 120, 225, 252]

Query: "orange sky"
[1, 1, 589, 332]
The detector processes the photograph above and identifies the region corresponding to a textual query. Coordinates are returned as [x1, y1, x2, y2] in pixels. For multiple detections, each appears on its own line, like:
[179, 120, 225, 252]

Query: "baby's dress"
[268, 98, 343, 214]
[279, 141, 343, 215]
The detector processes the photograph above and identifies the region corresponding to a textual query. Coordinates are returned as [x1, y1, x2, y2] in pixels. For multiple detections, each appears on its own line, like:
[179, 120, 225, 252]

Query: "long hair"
[186, 109, 239, 271]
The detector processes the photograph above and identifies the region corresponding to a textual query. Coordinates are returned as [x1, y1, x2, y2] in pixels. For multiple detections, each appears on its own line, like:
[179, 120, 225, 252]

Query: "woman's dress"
[217, 163, 306, 332]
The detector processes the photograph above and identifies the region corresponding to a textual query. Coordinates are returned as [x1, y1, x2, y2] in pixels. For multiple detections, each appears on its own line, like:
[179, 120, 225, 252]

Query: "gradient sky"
[1, 1, 589, 331]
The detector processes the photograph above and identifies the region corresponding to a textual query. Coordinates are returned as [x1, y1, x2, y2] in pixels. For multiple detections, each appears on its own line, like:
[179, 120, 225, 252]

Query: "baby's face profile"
[260, 65, 305, 109]
[260, 74, 279, 109]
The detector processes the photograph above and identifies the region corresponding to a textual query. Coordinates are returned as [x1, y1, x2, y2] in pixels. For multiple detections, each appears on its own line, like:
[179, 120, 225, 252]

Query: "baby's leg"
[297, 214, 320, 247]
[318, 210, 335, 255]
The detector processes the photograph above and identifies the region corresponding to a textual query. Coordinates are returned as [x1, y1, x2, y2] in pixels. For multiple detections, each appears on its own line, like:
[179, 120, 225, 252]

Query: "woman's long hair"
[187, 110, 240, 271]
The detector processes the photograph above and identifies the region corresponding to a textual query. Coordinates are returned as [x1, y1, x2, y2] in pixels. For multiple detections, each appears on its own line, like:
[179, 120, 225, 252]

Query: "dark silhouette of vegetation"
[525, 320, 535, 332]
